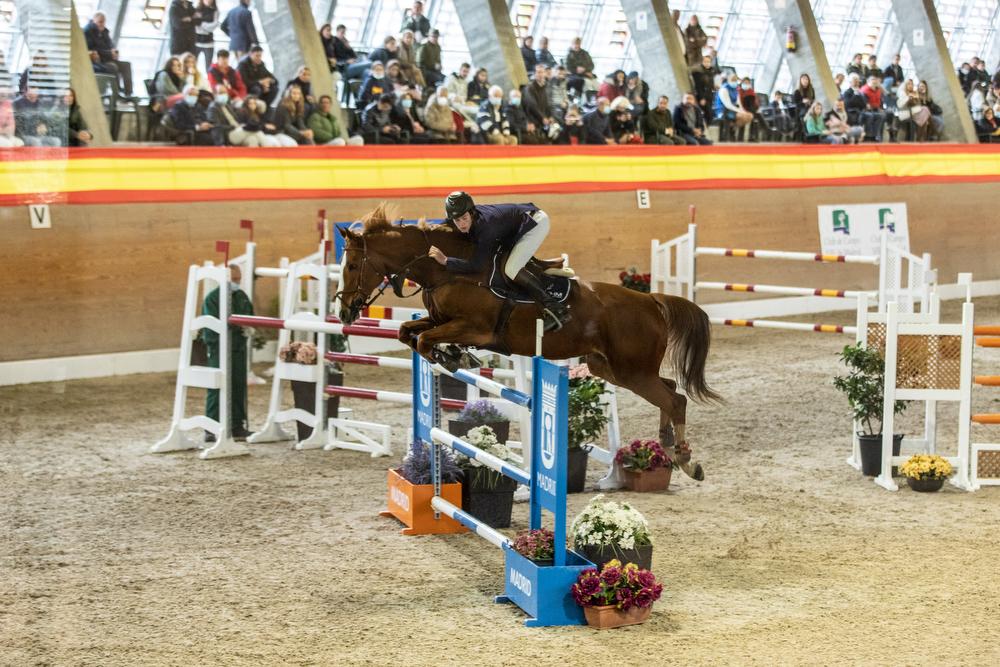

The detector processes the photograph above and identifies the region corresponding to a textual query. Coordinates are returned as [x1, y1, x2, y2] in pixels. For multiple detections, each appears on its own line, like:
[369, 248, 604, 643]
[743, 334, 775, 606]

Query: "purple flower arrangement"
[399, 441, 463, 486]
[456, 399, 506, 424]
[571, 559, 663, 610]
[614, 439, 671, 472]
[511, 528, 555, 562]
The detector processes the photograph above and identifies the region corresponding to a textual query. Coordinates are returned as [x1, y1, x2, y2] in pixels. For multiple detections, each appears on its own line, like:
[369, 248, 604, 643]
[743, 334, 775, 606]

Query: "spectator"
[400, 0, 431, 40]
[859, 75, 887, 142]
[536, 37, 557, 69]
[193, 0, 220, 69]
[987, 82, 1000, 110]
[506, 88, 542, 144]
[972, 57, 991, 87]
[977, 106, 1000, 142]
[685, 15, 708, 67]
[0, 87, 23, 148]
[863, 55, 880, 81]
[308, 94, 363, 145]
[897, 79, 923, 140]
[168, 85, 215, 145]
[969, 81, 988, 122]
[358, 61, 389, 108]
[207, 83, 257, 146]
[883, 53, 903, 88]
[19, 51, 57, 97]
[958, 61, 975, 95]
[368, 36, 400, 66]
[386, 60, 412, 95]
[566, 37, 597, 97]
[182, 51, 210, 91]
[52, 88, 92, 147]
[842, 73, 866, 126]
[674, 92, 711, 145]
[582, 96, 614, 145]
[523, 64, 561, 143]
[84, 12, 134, 98]
[738, 77, 757, 113]
[804, 102, 842, 144]
[715, 72, 752, 140]
[397, 30, 426, 88]
[846, 53, 864, 77]
[671, 10, 687, 65]
[916, 80, 944, 139]
[609, 96, 640, 144]
[598, 70, 627, 102]
[334, 25, 368, 81]
[792, 73, 815, 117]
[418, 29, 444, 88]
[207, 50, 247, 102]
[690, 54, 718, 120]
[625, 71, 648, 118]
[824, 98, 864, 144]
[241, 95, 281, 146]
[238, 46, 277, 107]
[361, 93, 408, 144]
[834, 72, 846, 92]
[319, 23, 338, 72]
[424, 85, 457, 142]
[521, 36, 537, 75]
[547, 65, 569, 122]
[563, 103, 585, 144]
[643, 95, 684, 145]
[274, 85, 315, 145]
[396, 87, 432, 143]
[169, 0, 198, 57]
[467, 68, 490, 106]
[284, 66, 316, 110]
[154, 56, 187, 109]
[446, 63, 479, 129]
[477, 85, 517, 145]
[221, 0, 257, 60]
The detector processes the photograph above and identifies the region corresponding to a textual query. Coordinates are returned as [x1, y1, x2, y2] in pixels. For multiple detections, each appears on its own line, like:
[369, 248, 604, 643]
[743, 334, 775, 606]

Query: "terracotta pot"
[583, 604, 652, 629]
[907, 476, 945, 492]
[623, 466, 671, 492]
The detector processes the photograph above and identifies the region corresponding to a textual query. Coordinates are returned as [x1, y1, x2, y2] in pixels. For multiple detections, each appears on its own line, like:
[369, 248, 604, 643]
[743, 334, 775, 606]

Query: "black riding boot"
[511, 266, 571, 332]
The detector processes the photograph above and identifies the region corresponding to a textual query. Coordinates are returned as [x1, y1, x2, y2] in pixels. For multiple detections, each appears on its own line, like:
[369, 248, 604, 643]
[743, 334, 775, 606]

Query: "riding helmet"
[445, 191, 475, 220]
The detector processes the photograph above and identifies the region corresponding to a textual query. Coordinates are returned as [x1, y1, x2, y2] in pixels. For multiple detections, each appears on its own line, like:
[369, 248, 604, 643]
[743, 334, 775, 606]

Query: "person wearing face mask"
[476, 84, 517, 145]
[424, 85, 458, 142]
[582, 96, 615, 145]
[201, 264, 255, 443]
[505, 88, 542, 144]
[547, 65, 569, 122]
[358, 62, 388, 108]
[209, 82, 258, 146]
[673, 92, 711, 145]
[167, 85, 216, 145]
[714, 73, 752, 141]
[396, 88, 431, 143]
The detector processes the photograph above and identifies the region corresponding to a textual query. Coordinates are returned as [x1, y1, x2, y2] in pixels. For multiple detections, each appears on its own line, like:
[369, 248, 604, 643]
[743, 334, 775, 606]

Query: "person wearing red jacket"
[858, 75, 887, 142]
[207, 50, 247, 102]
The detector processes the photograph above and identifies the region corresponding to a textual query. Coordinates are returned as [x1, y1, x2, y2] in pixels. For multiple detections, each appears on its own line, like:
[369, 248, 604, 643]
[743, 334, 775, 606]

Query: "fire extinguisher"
[786, 26, 798, 53]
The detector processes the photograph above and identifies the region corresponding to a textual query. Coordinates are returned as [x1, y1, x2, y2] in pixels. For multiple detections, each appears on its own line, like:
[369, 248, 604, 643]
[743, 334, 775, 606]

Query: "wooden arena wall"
[2, 145, 999, 362]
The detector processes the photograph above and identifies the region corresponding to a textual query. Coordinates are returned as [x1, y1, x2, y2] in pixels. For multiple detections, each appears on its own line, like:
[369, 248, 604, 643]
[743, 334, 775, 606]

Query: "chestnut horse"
[337, 206, 718, 480]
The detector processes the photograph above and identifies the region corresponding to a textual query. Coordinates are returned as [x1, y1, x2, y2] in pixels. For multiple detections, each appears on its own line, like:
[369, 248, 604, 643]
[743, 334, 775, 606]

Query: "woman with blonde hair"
[181, 52, 210, 91]
[272, 84, 314, 146]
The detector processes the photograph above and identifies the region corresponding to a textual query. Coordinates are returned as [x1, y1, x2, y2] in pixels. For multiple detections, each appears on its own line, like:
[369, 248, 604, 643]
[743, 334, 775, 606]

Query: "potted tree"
[567, 364, 610, 493]
[899, 454, 953, 492]
[455, 426, 518, 528]
[570, 495, 653, 571]
[615, 439, 673, 492]
[833, 343, 907, 477]
[571, 559, 663, 629]
[448, 399, 510, 444]
[380, 441, 466, 535]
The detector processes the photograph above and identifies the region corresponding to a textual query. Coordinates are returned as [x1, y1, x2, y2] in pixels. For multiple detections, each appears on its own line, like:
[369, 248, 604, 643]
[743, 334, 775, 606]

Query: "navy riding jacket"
[445, 203, 539, 274]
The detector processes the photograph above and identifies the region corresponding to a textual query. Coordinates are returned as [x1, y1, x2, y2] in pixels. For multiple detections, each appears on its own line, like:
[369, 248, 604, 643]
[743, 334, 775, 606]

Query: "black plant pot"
[461, 467, 518, 528]
[448, 418, 510, 445]
[577, 543, 653, 571]
[290, 369, 343, 442]
[858, 433, 903, 477]
[440, 374, 468, 400]
[566, 447, 589, 493]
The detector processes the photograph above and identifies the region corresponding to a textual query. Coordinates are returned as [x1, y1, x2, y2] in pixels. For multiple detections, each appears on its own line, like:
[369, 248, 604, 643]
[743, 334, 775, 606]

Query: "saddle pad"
[488, 250, 572, 304]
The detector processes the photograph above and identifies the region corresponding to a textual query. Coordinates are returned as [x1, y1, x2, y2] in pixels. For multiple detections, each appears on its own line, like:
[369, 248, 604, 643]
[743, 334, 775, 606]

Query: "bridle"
[335, 233, 429, 320]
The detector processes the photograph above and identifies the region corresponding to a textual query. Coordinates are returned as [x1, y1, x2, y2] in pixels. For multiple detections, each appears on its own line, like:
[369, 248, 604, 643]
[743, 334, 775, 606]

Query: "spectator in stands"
[221, 0, 257, 60]
[969, 81, 988, 122]
[834, 72, 846, 92]
[685, 15, 708, 67]
[169, 0, 198, 57]
[182, 52, 210, 91]
[842, 73, 865, 126]
[240, 95, 281, 146]
[168, 85, 215, 145]
[397, 30, 426, 88]
[609, 96, 640, 144]
[863, 55, 880, 81]
[897, 79, 923, 140]
[446, 63, 479, 131]
[477, 85, 517, 145]
[972, 57, 991, 87]
[958, 61, 975, 95]
[548, 65, 569, 122]
[418, 29, 444, 88]
[598, 70, 627, 103]
[320, 24, 338, 72]
[193, 0, 219, 69]
[792, 73, 814, 117]
[643, 95, 685, 145]
[625, 71, 648, 118]
[824, 98, 864, 144]
[358, 61, 389, 108]
[208, 50, 246, 102]
[19, 51, 57, 97]
[563, 103, 585, 144]
[506, 88, 542, 144]
[362, 93, 409, 144]
[308, 94, 362, 145]
[977, 106, 1000, 142]
[155, 57, 187, 109]
[238, 46, 277, 107]
[284, 66, 316, 111]
[566, 37, 597, 97]
[423, 85, 457, 143]
[916, 80, 944, 139]
[84, 12, 134, 98]
[400, 1, 431, 40]
[467, 68, 490, 106]
[208, 83, 258, 146]
[883, 54, 903, 89]
[671, 10, 687, 66]
[52, 88, 91, 147]
[674, 92, 711, 145]
[273, 85, 314, 145]
[536, 37, 557, 69]
[369, 36, 400, 67]
[521, 36, 537, 76]
[386, 60, 413, 96]
[690, 54, 718, 120]
[715, 72, 752, 140]
[333, 25, 368, 81]
[859, 74, 887, 141]
[846, 53, 864, 77]
[582, 96, 614, 145]
[524, 64, 561, 143]
[0, 87, 23, 148]
[987, 81, 1000, 110]
[804, 102, 842, 144]
[397, 87, 431, 143]
[738, 76, 757, 114]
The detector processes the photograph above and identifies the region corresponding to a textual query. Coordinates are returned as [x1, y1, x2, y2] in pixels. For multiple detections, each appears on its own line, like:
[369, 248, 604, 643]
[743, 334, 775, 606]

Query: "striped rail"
[711, 317, 855, 335]
[326, 315, 407, 330]
[972, 325, 1000, 425]
[430, 496, 509, 548]
[228, 315, 400, 340]
[324, 351, 516, 379]
[975, 337, 1000, 348]
[325, 385, 466, 411]
[696, 247, 879, 264]
[696, 282, 875, 299]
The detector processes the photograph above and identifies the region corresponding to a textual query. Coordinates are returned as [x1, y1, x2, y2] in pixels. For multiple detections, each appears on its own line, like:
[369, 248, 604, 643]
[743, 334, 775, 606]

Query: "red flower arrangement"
[511, 528, 555, 562]
[614, 439, 671, 472]
[619, 268, 651, 293]
[571, 559, 663, 610]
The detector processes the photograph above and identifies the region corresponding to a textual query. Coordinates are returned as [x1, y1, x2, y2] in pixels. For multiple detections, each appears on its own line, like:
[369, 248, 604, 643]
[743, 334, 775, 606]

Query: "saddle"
[487, 251, 574, 304]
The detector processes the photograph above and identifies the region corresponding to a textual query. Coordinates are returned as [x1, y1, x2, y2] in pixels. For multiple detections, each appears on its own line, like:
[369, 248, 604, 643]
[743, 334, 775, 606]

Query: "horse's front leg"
[398, 317, 437, 353]
[416, 320, 494, 372]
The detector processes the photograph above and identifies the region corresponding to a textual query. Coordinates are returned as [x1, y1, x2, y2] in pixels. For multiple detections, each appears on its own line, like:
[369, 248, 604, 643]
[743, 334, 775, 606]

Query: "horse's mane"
[358, 203, 461, 238]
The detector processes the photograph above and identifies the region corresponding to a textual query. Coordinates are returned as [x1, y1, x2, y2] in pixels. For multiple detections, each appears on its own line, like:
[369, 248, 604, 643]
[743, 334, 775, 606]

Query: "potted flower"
[833, 343, 907, 476]
[899, 454, 953, 492]
[448, 399, 510, 444]
[571, 559, 663, 629]
[380, 441, 466, 535]
[511, 528, 555, 565]
[280, 340, 344, 441]
[567, 364, 610, 493]
[570, 495, 653, 571]
[615, 439, 673, 492]
[619, 267, 651, 293]
[454, 426, 518, 528]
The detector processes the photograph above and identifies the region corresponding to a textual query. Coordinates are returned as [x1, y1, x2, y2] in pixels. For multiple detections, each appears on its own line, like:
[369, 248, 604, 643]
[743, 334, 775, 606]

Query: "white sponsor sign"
[817, 202, 909, 257]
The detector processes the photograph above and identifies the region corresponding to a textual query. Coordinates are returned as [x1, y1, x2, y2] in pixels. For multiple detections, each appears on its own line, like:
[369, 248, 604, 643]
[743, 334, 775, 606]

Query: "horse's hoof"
[458, 351, 482, 369]
[679, 461, 705, 481]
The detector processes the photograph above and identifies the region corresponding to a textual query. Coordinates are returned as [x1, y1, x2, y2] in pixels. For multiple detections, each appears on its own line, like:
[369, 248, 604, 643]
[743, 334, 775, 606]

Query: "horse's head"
[336, 225, 389, 324]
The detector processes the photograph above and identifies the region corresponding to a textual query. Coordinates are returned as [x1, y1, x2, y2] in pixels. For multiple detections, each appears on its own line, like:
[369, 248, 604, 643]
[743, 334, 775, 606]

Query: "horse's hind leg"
[623, 374, 703, 482]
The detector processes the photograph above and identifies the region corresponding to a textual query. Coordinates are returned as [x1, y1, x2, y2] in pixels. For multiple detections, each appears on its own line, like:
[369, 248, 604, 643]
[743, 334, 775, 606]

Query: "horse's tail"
[651, 293, 721, 404]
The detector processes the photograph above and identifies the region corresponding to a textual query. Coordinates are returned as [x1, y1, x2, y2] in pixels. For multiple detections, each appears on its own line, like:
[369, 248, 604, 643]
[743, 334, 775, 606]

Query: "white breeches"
[504, 210, 550, 280]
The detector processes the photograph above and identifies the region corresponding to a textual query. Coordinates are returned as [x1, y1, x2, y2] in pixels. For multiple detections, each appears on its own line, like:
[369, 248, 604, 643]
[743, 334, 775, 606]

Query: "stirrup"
[541, 305, 570, 332]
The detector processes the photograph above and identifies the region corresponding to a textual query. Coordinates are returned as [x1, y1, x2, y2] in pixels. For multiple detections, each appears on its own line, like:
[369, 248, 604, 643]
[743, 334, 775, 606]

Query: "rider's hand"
[428, 245, 447, 265]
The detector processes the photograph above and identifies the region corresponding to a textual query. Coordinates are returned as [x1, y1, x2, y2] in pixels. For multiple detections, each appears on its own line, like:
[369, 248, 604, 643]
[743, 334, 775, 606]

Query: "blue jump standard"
[414, 350, 593, 627]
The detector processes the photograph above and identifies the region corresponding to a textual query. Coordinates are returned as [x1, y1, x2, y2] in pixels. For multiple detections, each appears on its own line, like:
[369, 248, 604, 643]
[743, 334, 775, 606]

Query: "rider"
[428, 191, 571, 331]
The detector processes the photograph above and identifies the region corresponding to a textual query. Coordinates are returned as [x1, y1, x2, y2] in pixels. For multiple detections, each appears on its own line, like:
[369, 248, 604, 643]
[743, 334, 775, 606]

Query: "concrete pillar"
[70, 2, 113, 145]
[763, 0, 839, 111]
[890, 0, 977, 143]
[453, 0, 527, 94]
[618, 0, 691, 104]
[258, 0, 346, 139]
